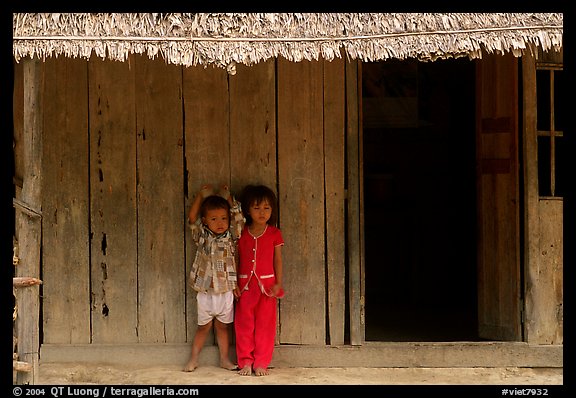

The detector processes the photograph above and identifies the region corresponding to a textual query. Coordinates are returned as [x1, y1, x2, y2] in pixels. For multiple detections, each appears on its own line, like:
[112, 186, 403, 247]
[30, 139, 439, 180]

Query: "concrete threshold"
[40, 342, 563, 368]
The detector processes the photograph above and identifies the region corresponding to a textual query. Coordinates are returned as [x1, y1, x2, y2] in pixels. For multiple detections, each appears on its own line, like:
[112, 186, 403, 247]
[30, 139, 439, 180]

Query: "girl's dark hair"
[200, 195, 231, 219]
[240, 185, 278, 226]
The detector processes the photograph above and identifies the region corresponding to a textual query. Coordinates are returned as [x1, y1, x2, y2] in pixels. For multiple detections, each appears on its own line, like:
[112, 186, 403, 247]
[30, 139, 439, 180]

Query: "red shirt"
[237, 225, 284, 293]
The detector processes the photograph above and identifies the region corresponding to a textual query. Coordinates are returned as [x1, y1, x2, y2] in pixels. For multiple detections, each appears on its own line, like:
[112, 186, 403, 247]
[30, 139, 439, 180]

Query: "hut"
[12, 13, 564, 384]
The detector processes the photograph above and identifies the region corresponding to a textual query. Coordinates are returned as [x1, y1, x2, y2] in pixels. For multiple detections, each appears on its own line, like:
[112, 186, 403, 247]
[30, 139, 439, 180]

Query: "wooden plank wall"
[323, 59, 346, 346]
[277, 58, 326, 345]
[18, 54, 349, 347]
[229, 62, 277, 191]
[346, 60, 363, 345]
[89, 57, 139, 343]
[229, 61, 279, 342]
[135, 58, 186, 343]
[42, 57, 91, 344]
[534, 200, 563, 344]
[14, 58, 44, 384]
[521, 53, 563, 345]
[183, 64, 230, 344]
[475, 54, 521, 341]
[12, 61, 24, 190]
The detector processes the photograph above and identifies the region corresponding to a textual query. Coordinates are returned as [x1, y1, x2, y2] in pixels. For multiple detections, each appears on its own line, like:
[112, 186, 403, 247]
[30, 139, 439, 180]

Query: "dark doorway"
[362, 58, 480, 341]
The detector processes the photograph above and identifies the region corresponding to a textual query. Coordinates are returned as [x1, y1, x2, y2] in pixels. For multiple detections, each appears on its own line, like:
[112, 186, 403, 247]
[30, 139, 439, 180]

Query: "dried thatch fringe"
[13, 13, 563, 73]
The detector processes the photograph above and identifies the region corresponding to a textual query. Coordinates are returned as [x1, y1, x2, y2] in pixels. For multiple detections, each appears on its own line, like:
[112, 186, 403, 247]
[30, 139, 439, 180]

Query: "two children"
[185, 183, 284, 377]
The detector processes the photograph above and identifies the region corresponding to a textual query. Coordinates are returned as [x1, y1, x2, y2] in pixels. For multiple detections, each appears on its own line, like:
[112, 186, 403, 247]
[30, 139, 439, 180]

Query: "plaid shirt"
[189, 199, 245, 293]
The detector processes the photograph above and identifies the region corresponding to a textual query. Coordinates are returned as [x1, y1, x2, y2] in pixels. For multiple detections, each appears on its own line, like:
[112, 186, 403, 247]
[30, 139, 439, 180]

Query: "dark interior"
[362, 58, 480, 341]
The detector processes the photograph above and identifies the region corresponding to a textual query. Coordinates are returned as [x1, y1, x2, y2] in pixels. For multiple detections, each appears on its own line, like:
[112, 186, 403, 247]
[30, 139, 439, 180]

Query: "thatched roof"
[13, 13, 563, 74]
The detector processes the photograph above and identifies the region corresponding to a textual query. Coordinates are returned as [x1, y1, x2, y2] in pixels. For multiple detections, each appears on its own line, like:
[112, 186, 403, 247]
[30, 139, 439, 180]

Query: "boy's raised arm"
[188, 184, 213, 224]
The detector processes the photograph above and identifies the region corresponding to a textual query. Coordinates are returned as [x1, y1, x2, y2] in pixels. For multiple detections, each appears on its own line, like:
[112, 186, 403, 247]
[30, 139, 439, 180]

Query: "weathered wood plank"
[229, 61, 277, 192]
[89, 56, 138, 343]
[346, 60, 363, 345]
[135, 56, 186, 343]
[357, 62, 366, 346]
[183, 65, 230, 186]
[277, 58, 326, 345]
[476, 53, 521, 341]
[13, 60, 24, 193]
[41, 57, 91, 345]
[323, 58, 346, 346]
[15, 57, 43, 385]
[524, 199, 563, 344]
[520, 53, 563, 344]
[229, 60, 277, 344]
[183, 64, 230, 344]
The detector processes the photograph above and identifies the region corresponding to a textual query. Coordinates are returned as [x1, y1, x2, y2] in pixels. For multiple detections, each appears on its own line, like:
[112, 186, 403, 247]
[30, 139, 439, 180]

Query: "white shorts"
[196, 290, 234, 326]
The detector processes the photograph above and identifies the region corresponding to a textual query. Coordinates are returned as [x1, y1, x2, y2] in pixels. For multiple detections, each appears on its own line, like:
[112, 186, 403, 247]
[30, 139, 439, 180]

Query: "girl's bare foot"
[183, 359, 198, 372]
[238, 365, 252, 376]
[254, 367, 269, 376]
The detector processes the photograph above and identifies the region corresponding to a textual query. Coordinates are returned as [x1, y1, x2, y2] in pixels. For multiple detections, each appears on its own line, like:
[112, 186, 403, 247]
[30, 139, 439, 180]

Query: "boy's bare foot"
[183, 359, 198, 372]
[220, 359, 238, 371]
[238, 365, 252, 376]
[254, 367, 269, 376]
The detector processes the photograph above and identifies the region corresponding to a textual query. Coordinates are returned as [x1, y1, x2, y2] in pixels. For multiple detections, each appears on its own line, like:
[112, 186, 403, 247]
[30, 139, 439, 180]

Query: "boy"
[184, 184, 244, 372]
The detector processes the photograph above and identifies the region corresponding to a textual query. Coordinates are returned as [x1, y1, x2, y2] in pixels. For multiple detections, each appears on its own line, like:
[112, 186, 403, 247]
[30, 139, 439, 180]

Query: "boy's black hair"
[200, 195, 231, 219]
[240, 185, 278, 226]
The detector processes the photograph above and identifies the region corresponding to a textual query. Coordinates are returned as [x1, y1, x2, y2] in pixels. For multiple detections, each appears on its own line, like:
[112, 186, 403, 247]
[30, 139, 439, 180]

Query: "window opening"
[536, 58, 564, 198]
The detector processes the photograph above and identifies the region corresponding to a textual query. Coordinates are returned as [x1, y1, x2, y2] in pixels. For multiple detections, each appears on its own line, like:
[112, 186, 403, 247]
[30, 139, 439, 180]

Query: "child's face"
[202, 208, 230, 235]
[249, 199, 272, 225]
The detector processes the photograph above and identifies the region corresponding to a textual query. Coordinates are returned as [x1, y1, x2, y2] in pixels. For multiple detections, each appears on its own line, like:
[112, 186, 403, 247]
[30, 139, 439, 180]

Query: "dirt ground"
[33, 363, 563, 386]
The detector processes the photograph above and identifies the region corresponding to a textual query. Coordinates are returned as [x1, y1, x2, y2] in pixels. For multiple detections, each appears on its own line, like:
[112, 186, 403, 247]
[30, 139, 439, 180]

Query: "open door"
[476, 53, 522, 341]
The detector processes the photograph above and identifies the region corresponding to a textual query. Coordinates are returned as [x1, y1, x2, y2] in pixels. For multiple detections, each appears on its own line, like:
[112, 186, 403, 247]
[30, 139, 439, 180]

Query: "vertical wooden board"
[229, 61, 277, 192]
[476, 53, 521, 341]
[230, 60, 277, 344]
[182, 65, 230, 342]
[357, 63, 366, 343]
[323, 58, 346, 345]
[183, 65, 230, 186]
[533, 199, 563, 344]
[277, 58, 326, 345]
[478, 168, 517, 336]
[89, 57, 138, 343]
[41, 57, 91, 344]
[477, 174, 497, 328]
[496, 172, 519, 327]
[522, 53, 549, 344]
[13, 60, 24, 185]
[15, 57, 44, 385]
[13, 60, 24, 245]
[135, 56, 186, 343]
[346, 60, 363, 345]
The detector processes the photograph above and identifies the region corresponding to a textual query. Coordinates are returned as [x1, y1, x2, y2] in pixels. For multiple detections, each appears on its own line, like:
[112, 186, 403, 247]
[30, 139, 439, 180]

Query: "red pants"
[234, 277, 277, 369]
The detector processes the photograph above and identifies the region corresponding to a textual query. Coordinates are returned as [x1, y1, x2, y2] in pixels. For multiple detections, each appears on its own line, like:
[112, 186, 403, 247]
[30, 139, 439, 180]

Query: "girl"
[235, 185, 285, 376]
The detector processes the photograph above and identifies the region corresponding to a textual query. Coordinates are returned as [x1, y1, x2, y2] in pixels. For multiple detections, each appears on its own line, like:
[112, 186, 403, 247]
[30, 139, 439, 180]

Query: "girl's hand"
[270, 284, 285, 299]
[233, 287, 241, 299]
[219, 185, 231, 200]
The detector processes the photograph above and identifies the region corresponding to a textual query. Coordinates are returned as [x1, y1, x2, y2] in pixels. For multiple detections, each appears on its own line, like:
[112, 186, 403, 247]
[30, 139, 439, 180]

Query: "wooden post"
[15, 56, 43, 385]
[346, 59, 364, 345]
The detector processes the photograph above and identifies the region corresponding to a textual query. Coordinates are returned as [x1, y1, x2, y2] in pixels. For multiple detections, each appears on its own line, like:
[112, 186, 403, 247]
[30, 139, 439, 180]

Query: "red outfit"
[234, 225, 284, 370]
